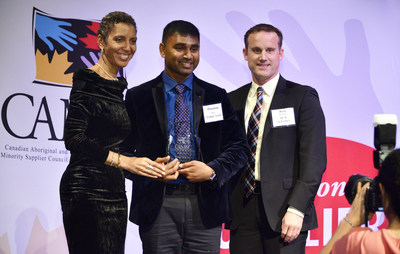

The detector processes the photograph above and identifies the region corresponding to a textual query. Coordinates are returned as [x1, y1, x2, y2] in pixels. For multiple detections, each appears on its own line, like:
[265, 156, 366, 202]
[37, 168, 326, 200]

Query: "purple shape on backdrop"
[201, 10, 382, 141]
[269, 10, 382, 138]
[81, 51, 100, 68]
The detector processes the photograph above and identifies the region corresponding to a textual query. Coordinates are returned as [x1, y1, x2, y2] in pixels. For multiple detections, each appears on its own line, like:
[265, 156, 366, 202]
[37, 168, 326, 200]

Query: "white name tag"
[203, 103, 224, 123]
[271, 107, 296, 127]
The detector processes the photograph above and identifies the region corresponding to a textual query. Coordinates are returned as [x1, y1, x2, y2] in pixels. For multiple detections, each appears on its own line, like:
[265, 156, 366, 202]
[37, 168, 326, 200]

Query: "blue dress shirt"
[162, 72, 197, 183]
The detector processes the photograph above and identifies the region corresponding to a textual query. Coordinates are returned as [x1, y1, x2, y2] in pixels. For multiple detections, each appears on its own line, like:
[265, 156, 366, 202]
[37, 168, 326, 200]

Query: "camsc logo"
[1, 9, 132, 141]
[32, 8, 124, 87]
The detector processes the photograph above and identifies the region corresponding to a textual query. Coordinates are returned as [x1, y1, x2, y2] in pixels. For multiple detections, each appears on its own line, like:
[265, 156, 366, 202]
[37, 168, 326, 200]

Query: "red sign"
[220, 137, 388, 253]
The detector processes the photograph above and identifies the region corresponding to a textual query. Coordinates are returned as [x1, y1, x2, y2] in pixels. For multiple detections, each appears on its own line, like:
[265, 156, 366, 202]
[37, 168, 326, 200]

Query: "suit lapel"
[152, 80, 168, 139]
[237, 84, 251, 129]
[263, 76, 288, 138]
[192, 78, 205, 136]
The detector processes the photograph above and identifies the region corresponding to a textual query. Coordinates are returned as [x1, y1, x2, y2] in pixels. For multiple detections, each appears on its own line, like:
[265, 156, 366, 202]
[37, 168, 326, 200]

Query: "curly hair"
[97, 11, 136, 41]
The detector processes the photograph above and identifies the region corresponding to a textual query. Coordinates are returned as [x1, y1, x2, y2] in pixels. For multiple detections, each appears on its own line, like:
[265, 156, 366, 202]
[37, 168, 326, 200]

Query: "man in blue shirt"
[122, 20, 249, 253]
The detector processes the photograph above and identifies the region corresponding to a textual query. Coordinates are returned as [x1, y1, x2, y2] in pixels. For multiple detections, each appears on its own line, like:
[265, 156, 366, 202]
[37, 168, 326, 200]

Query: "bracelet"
[343, 217, 354, 227]
[110, 152, 115, 167]
[117, 153, 121, 168]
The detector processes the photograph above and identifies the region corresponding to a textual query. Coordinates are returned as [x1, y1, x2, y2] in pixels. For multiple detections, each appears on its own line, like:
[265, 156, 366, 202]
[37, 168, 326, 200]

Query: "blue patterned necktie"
[244, 87, 263, 201]
[174, 84, 192, 162]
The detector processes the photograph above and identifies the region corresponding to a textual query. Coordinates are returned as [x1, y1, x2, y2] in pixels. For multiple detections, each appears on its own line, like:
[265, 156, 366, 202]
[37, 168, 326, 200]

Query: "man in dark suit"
[228, 24, 327, 253]
[121, 20, 249, 254]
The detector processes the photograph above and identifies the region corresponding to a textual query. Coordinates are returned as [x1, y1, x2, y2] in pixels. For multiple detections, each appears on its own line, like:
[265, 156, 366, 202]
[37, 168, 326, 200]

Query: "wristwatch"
[210, 170, 217, 181]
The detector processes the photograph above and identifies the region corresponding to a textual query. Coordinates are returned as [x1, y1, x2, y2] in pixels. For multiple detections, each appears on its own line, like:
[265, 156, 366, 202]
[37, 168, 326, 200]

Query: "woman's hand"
[319, 183, 369, 254]
[346, 181, 373, 227]
[320, 181, 375, 254]
[120, 155, 165, 178]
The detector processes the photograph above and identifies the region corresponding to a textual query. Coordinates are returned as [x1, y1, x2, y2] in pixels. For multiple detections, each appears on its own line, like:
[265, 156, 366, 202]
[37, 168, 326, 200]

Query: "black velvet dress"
[60, 68, 131, 254]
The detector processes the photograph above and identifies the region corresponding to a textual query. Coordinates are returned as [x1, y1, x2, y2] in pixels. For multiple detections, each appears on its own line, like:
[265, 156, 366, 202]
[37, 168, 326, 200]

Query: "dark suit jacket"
[121, 73, 249, 229]
[228, 76, 326, 232]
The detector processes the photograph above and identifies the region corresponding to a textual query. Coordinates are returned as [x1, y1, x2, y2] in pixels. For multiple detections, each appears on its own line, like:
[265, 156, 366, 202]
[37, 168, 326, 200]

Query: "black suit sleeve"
[287, 87, 326, 213]
[119, 88, 137, 180]
[206, 91, 250, 189]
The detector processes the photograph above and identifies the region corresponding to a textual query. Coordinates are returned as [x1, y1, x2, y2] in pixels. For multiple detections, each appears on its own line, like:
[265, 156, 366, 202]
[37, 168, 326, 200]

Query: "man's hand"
[281, 211, 304, 243]
[155, 156, 180, 182]
[178, 160, 214, 182]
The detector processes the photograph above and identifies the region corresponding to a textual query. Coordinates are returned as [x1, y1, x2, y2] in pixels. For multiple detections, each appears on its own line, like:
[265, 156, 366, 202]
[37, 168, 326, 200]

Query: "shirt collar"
[162, 71, 193, 92]
[250, 73, 280, 97]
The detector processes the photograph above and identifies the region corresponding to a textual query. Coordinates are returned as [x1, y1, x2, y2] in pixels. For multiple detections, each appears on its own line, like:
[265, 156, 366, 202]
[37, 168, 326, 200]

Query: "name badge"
[271, 107, 296, 127]
[203, 103, 224, 123]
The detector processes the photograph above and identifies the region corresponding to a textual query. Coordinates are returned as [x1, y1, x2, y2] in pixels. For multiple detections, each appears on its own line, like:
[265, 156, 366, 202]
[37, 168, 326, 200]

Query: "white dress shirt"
[244, 73, 304, 218]
[244, 74, 279, 181]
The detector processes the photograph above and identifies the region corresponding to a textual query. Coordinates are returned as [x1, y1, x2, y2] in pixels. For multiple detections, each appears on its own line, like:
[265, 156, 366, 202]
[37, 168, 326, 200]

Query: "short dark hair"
[162, 20, 199, 44]
[244, 23, 283, 49]
[379, 149, 400, 217]
[97, 11, 137, 41]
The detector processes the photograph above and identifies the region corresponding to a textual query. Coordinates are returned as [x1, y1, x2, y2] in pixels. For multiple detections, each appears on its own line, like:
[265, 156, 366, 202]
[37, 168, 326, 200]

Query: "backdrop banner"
[1, 1, 399, 253]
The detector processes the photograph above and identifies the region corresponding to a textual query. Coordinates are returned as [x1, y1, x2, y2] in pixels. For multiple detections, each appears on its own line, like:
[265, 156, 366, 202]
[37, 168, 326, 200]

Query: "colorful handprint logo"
[33, 8, 123, 87]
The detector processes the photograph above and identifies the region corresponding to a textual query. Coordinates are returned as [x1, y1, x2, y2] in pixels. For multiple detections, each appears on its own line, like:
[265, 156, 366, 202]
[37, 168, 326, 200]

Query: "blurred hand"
[81, 51, 100, 68]
[281, 211, 304, 243]
[178, 161, 213, 182]
[80, 51, 123, 77]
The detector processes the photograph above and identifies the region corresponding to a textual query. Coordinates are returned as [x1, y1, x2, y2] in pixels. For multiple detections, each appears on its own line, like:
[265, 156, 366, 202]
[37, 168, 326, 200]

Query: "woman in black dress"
[60, 11, 165, 253]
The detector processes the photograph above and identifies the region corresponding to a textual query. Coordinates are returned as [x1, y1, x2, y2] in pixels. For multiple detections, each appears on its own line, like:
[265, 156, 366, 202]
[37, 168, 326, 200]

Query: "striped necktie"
[244, 87, 263, 201]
